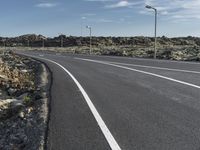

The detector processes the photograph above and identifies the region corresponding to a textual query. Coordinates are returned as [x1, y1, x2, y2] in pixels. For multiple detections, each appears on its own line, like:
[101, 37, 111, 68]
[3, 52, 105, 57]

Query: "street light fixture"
[86, 26, 92, 55]
[145, 5, 157, 59]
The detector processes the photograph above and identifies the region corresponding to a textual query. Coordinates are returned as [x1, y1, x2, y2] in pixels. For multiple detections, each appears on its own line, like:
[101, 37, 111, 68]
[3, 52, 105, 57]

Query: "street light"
[80, 17, 86, 47]
[41, 38, 45, 48]
[86, 26, 92, 55]
[145, 5, 157, 59]
[27, 40, 30, 47]
[43, 39, 45, 48]
[58, 33, 64, 47]
[81, 17, 86, 37]
[2, 39, 6, 48]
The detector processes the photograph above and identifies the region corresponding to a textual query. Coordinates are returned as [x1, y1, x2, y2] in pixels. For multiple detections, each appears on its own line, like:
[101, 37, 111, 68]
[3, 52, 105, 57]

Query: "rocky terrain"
[0, 51, 50, 150]
[0, 34, 200, 61]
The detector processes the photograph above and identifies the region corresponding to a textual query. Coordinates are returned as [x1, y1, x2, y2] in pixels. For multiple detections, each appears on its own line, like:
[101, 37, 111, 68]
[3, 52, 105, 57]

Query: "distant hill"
[0, 34, 200, 61]
[0, 34, 200, 48]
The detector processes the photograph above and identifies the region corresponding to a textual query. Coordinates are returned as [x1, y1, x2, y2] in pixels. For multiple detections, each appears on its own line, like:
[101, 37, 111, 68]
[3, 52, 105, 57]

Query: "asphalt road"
[19, 51, 200, 150]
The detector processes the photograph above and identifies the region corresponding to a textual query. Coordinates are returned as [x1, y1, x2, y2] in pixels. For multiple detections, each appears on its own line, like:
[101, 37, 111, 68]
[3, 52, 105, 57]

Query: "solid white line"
[76, 58, 200, 89]
[26, 55, 121, 150]
[100, 61, 200, 74]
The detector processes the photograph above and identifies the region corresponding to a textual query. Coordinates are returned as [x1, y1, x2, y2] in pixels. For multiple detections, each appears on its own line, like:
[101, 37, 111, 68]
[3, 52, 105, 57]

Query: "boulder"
[0, 99, 24, 120]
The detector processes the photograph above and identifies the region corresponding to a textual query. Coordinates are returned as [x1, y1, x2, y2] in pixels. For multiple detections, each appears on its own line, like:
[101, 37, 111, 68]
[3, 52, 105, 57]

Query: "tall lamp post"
[61, 35, 63, 47]
[2, 39, 6, 48]
[145, 5, 157, 59]
[27, 40, 30, 47]
[81, 17, 86, 37]
[58, 33, 63, 47]
[86, 26, 92, 55]
[42, 38, 45, 48]
[81, 17, 86, 47]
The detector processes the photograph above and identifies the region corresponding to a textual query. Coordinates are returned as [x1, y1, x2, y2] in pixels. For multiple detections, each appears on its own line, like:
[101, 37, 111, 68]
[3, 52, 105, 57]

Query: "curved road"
[19, 51, 200, 150]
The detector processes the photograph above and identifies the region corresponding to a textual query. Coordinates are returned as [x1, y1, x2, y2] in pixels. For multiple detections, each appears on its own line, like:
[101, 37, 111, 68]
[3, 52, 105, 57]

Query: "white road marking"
[100, 55, 200, 65]
[25, 54, 121, 150]
[76, 58, 200, 89]
[98, 61, 200, 74]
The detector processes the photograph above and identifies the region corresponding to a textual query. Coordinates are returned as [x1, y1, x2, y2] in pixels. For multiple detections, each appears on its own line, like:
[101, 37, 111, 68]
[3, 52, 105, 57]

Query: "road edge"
[16, 53, 53, 150]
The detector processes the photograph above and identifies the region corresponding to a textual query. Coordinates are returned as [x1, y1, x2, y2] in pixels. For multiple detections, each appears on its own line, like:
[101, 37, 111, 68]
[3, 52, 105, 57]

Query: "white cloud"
[82, 13, 96, 16]
[35, 3, 58, 8]
[81, 16, 87, 19]
[160, 11, 168, 15]
[142, 0, 200, 21]
[98, 18, 114, 23]
[105, 1, 129, 8]
[85, 0, 200, 22]
[105, 1, 141, 8]
[85, 0, 114, 2]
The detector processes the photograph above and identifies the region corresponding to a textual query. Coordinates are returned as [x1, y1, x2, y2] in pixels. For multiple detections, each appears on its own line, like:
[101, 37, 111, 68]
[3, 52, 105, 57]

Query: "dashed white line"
[76, 58, 200, 89]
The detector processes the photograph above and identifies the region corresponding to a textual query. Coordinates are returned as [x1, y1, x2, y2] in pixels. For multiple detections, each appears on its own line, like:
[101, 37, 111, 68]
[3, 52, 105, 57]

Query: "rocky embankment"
[0, 51, 50, 150]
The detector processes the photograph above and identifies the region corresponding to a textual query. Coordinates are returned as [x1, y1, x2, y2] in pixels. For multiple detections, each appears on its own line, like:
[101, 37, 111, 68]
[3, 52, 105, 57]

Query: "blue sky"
[0, 0, 200, 37]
